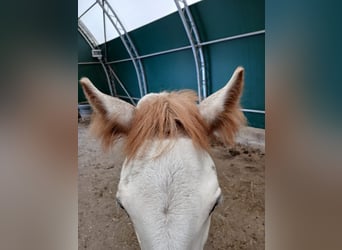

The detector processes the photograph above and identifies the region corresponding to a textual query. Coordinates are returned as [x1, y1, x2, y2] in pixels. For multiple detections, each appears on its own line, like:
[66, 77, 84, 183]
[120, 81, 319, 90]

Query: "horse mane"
[124, 90, 210, 160]
[89, 89, 245, 161]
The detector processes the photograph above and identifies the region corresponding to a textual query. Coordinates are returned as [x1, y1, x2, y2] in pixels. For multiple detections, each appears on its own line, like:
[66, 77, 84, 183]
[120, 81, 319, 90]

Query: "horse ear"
[199, 67, 246, 145]
[79, 77, 135, 150]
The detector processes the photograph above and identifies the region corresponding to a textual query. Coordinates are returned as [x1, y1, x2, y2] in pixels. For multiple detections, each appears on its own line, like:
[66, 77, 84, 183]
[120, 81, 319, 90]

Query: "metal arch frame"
[107, 66, 137, 105]
[105, 30, 265, 64]
[79, 16, 137, 104]
[78, 20, 114, 96]
[100, 0, 117, 97]
[91, 29, 266, 114]
[174, 0, 207, 101]
[97, 0, 147, 98]
[78, 1, 97, 20]
[78, 1, 265, 114]
[78, 19, 99, 50]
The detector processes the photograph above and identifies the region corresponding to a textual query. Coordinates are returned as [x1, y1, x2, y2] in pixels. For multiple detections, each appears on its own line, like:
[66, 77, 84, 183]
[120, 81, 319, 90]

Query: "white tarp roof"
[78, 0, 202, 44]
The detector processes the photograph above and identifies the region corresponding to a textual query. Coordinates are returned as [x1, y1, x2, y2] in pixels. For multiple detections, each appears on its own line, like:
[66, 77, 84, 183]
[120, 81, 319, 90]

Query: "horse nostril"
[163, 206, 169, 215]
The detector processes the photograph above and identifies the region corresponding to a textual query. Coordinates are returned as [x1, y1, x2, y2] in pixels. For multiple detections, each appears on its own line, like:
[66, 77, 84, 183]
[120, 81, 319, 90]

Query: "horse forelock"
[124, 90, 210, 160]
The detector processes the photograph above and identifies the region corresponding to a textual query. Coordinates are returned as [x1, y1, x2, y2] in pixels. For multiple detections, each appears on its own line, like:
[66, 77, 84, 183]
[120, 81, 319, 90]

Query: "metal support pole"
[102, 0, 108, 58]
[97, 0, 147, 97]
[174, 0, 207, 101]
[116, 95, 140, 101]
[200, 30, 265, 46]
[106, 30, 265, 64]
[107, 67, 137, 105]
[242, 109, 265, 114]
[100, 1, 118, 96]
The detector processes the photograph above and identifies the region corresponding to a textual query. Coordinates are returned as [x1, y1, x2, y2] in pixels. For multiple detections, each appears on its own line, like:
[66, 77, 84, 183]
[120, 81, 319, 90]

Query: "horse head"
[80, 67, 245, 249]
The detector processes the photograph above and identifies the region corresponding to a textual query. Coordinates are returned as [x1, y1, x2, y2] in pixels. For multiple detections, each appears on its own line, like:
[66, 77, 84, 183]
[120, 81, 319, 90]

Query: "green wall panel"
[109, 62, 141, 98]
[244, 112, 265, 129]
[78, 32, 97, 62]
[129, 14, 189, 55]
[191, 0, 265, 41]
[101, 38, 130, 62]
[78, 64, 110, 103]
[143, 49, 197, 93]
[207, 34, 265, 111]
[102, 10, 190, 61]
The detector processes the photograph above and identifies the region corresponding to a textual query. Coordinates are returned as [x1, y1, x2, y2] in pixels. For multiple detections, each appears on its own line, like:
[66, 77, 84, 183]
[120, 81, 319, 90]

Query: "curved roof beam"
[174, 0, 207, 101]
[78, 19, 100, 48]
[79, 20, 137, 105]
[97, 0, 147, 97]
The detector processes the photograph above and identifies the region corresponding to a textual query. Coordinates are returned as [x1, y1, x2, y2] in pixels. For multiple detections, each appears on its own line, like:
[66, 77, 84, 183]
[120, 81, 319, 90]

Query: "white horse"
[80, 67, 245, 250]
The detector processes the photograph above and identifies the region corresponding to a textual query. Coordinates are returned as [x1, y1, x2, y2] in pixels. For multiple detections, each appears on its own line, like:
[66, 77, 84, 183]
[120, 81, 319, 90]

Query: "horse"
[80, 66, 246, 250]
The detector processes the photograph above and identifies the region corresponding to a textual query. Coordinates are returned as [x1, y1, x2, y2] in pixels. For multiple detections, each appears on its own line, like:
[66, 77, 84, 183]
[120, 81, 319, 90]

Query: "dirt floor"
[78, 121, 265, 250]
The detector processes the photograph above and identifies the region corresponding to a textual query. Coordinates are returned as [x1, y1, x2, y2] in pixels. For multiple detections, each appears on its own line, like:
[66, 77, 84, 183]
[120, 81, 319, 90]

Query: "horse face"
[116, 138, 222, 249]
[80, 67, 245, 249]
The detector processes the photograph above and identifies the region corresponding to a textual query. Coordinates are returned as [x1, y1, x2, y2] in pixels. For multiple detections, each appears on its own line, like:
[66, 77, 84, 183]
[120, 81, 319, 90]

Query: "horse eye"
[116, 198, 125, 210]
[209, 194, 222, 215]
[209, 200, 218, 215]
